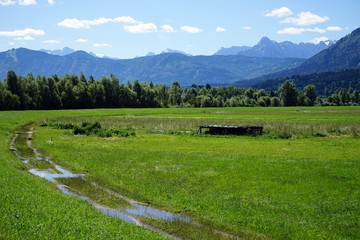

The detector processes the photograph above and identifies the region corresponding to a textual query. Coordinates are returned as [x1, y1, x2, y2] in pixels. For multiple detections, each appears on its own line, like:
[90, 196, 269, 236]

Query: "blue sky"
[0, 0, 359, 59]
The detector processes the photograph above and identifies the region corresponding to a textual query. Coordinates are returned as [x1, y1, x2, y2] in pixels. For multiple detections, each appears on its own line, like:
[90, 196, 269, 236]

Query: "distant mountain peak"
[234, 27, 360, 88]
[66, 50, 94, 58]
[39, 47, 76, 56]
[215, 36, 334, 58]
[214, 46, 251, 55]
[258, 36, 274, 45]
[160, 48, 191, 56]
[146, 52, 156, 57]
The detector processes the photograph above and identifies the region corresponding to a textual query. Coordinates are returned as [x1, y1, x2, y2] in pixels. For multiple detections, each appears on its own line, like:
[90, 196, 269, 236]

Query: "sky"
[0, 0, 359, 59]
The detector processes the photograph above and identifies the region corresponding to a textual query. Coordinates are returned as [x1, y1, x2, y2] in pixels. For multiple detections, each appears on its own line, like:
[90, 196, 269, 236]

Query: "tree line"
[0, 70, 359, 110]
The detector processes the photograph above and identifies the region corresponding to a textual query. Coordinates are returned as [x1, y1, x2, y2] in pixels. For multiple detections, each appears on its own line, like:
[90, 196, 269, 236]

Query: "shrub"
[41, 121, 135, 138]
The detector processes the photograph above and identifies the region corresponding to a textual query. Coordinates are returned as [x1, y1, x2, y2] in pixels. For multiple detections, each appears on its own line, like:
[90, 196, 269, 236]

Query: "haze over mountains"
[39, 36, 333, 59]
[0, 47, 305, 86]
[1, 29, 359, 90]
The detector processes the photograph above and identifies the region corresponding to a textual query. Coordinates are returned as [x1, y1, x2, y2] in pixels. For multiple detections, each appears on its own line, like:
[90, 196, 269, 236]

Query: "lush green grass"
[0, 109, 169, 239]
[28, 106, 360, 239]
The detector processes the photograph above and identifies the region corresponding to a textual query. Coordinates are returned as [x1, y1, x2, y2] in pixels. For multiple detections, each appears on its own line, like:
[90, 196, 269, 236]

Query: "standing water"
[10, 123, 238, 240]
[10, 125, 191, 239]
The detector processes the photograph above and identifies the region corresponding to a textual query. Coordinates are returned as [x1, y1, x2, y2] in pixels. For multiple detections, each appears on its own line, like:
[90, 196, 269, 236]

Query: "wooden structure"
[199, 125, 263, 136]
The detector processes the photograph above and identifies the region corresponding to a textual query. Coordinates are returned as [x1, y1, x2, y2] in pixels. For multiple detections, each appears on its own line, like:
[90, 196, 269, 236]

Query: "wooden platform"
[199, 125, 263, 135]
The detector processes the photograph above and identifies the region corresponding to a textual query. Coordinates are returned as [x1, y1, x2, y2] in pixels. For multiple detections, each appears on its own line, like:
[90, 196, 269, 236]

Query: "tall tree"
[169, 81, 182, 106]
[279, 80, 298, 106]
[351, 89, 359, 104]
[23, 73, 39, 109]
[304, 85, 317, 106]
[5, 70, 22, 99]
[132, 80, 144, 107]
[100, 76, 113, 107]
[156, 84, 169, 107]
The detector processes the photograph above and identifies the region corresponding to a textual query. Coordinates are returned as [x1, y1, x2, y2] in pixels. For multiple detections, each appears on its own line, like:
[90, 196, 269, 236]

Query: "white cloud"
[265, 7, 293, 17]
[0, 0, 37, 5]
[75, 38, 88, 43]
[281, 11, 329, 26]
[18, 0, 36, 6]
[58, 16, 137, 29]
[307, 27, 326, 33]
[93, 43, 112, 47]
[181, 25, 202, 33]
[277, 27, 305, 34]
[0, 28, 45, 37]
[242, 26, 251, 30]
[277, 27, 326, 34]
[57, 18, 87, 28]
[0, 0, 15, 6]
[216, 27, 226, 32]
[15, 35, 34, 40]
[113, 16, 137, 24]
[309, 37, 329, 44]
[42, 39, 59, 44]
[95, 53, 105, 58]
[161, 24, 176, 33]
[47, 0, 54, 5]
[327, 26, 342, 31]
[124, 23, 157, 33]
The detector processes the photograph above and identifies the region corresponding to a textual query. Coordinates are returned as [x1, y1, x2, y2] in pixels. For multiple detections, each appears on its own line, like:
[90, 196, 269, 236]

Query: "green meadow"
[1, 107, 360, 239]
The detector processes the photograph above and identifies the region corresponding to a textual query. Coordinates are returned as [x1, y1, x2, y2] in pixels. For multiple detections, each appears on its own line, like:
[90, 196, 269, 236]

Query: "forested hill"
[0, 48, 305, 86]
[235, 27, 360, 88]
[251, 69, 360, 97]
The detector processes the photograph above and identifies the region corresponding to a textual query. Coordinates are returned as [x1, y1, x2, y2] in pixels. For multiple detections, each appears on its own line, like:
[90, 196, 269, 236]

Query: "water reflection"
[29, 165, 85, 182]
[126, 203, 191, 223]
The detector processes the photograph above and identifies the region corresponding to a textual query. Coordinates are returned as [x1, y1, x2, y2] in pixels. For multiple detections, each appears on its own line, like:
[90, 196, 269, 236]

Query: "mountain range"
[215, 37, 335, 58]
[1, 28, 359, 89]
[234, 27, 360, 88]
[40, 36, 333, 59]
[0, 48, 304, 86]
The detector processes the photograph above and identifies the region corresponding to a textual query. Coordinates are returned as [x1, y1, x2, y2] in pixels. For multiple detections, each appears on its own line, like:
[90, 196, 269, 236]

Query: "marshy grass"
[42, 109, 360, 139]
[41, 121, 136, 138]
[12, 122, 37, 159]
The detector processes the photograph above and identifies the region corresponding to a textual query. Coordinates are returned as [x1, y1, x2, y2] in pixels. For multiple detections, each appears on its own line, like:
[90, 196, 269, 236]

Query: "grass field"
[0, 109, 168, 240]
[1, 107, 360, 239]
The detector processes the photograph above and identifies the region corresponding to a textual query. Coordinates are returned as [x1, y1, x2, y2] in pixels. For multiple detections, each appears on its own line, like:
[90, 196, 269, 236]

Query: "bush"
[73, 125, 86, 135]
[41, 121, 135, 138]
[312, 132, 327, 137]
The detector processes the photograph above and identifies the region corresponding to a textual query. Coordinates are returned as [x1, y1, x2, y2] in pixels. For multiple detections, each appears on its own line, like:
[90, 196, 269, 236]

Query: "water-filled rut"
[10, 124, 192, 239]
[10, 123, 239, 240]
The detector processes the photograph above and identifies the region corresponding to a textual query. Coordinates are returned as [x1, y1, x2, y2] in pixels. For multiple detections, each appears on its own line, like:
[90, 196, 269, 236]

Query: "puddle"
[98, 207, 137, 224]
[26, 157, 190, 224]
[126, 203, 191, 223]
[29, 165, 85, 182]
[57, 184, 87, 200]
